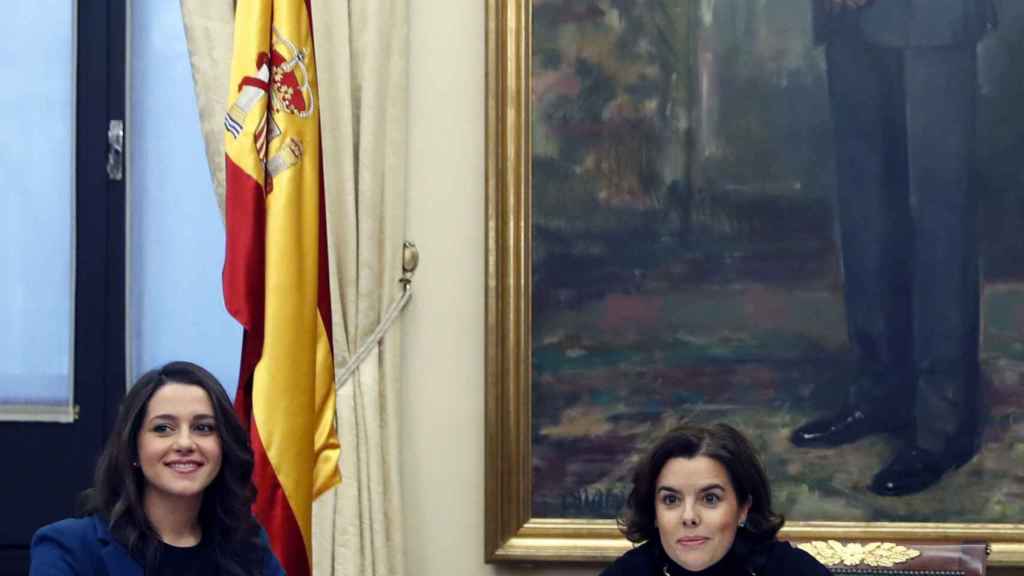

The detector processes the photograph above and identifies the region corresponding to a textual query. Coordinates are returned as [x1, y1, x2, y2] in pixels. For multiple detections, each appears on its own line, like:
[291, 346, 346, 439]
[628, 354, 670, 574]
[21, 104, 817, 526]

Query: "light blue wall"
[0, 2, 74, 404]
[1, 3, 243, 408]
[129, 1, 240, 398]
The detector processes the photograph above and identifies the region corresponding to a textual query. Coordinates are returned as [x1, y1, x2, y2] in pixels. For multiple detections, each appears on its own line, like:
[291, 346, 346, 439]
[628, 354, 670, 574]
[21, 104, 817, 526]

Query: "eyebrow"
[698, 483, 726, 493]
[656, 483, 727, 494]
[147, 414, 216, 422]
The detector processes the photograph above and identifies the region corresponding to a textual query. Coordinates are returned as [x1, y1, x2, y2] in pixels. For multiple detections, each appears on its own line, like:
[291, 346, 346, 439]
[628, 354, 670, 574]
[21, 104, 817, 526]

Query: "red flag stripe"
[250, 417, 311, 576]
[223, 156, 266, 332]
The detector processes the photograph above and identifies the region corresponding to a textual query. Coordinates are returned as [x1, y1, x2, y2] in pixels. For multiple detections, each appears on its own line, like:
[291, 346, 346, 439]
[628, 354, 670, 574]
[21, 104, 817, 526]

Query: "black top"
[600, 531, 831, 576]
[157, 539, 217, 576]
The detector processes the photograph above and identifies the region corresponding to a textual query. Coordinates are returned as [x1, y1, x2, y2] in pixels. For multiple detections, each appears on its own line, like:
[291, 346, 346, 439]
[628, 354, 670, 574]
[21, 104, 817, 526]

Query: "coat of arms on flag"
[222, 2, 341, 575]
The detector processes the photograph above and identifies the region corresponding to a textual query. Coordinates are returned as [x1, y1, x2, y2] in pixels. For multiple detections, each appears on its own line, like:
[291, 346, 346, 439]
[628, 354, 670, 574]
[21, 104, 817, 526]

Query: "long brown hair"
[81, 361, 263, 575]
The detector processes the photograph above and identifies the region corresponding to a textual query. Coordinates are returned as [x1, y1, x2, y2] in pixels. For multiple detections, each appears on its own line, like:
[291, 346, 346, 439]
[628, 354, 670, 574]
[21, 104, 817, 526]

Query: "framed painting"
[485, 0, 1024, 567]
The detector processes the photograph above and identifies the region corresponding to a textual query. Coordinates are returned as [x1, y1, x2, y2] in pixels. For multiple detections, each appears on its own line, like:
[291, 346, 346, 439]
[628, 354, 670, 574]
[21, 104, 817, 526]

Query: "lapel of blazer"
[92, 516, 144, 576]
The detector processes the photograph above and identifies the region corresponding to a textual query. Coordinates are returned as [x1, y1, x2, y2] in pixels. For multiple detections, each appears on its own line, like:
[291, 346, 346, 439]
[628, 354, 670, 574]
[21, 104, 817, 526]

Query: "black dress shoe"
[869, 445, 975, 497]
[790, 408, 904, 448]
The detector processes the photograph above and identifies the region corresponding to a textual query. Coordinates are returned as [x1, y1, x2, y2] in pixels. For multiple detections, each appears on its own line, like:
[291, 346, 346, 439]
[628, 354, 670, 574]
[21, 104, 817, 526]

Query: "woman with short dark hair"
[602, 423, 830, 575]
[30, 361, 284, 576]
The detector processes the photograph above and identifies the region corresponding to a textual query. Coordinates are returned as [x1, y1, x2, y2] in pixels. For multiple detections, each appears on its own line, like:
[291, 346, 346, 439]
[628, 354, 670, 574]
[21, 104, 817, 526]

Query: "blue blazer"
[29, 514, 286, 575]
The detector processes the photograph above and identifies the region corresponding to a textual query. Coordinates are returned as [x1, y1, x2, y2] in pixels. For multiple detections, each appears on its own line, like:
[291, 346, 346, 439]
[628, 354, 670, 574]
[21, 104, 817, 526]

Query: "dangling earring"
[738, 519, 747, 528]
[131, 461, 139, 468]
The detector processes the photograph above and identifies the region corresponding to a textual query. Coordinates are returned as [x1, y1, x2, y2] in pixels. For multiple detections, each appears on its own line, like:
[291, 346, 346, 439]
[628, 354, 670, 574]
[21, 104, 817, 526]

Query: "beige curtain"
[309, 1, 408, 575]
[180, 1, 409, 574]
[179, 0, 234, 214]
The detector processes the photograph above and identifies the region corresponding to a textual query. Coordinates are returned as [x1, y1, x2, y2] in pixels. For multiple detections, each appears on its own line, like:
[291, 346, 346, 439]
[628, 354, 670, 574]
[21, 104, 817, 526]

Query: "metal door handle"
[107, 119, 124, 181]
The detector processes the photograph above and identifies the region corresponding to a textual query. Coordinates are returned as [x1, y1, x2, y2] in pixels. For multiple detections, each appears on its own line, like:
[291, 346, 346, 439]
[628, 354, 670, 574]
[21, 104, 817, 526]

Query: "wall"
[402, 1, 1022, 576]
[403, 1, 593, 574]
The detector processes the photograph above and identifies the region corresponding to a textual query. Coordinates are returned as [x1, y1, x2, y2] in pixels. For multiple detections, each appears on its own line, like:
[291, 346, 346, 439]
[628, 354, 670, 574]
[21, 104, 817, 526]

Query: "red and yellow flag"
[223, 1, 340, 574]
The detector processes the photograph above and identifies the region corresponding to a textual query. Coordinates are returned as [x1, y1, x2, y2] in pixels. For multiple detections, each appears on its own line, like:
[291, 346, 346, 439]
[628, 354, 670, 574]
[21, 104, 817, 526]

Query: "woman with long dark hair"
[30, 361, 284, 575]
[601, 423, 830, 575]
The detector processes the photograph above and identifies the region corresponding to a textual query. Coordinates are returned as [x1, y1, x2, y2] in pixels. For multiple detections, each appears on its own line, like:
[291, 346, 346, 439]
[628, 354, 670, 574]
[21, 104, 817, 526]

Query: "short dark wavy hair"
[618, 422, 784, 544]
[81, 361, 264, 575]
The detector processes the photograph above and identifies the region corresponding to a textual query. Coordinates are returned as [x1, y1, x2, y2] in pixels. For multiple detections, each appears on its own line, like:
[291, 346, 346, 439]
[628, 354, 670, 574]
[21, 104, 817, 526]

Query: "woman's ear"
[739, 500, 752, 527]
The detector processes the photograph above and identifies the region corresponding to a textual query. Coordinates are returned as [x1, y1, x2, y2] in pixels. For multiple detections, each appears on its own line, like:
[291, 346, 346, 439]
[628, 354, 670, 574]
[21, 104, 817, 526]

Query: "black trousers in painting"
[825, 19, 980, 453]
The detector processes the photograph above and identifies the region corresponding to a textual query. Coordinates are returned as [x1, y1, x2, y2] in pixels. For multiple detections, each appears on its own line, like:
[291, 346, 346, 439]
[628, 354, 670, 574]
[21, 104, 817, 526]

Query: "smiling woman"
[601, 423, 831, 576]
[27, 361, 285, 576]
[135, 382, 224, 539]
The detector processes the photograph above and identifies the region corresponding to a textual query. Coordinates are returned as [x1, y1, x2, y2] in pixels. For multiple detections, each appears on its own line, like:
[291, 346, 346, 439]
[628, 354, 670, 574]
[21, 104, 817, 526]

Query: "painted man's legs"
[792, 21, 914, 448]
[792, 19, 981, 495]
[869, 45, 980, 496]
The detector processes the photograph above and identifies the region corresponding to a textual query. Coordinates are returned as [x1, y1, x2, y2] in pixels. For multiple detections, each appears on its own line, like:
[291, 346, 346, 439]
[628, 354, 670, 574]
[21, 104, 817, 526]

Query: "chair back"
[789, 540, 988, 576]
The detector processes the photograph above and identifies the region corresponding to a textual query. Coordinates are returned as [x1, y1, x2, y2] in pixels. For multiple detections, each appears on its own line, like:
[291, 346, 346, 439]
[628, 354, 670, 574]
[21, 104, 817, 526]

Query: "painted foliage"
[531, 0, 1024, 522]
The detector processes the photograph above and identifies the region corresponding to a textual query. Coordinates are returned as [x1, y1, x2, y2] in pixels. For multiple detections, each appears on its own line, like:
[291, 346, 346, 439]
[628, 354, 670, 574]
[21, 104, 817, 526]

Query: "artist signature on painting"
[561, 487, 627, 518]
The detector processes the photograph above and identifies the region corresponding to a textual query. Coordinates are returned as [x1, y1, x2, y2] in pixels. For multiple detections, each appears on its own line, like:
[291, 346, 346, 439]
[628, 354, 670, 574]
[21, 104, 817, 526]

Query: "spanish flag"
[222, 1, 340, 574]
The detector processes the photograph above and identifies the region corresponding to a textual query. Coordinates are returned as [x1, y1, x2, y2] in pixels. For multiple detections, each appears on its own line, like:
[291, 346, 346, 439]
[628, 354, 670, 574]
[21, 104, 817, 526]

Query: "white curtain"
[179, 0, 233, 214]
[179, 1, 409, 574]
[308, 1, 408, 575]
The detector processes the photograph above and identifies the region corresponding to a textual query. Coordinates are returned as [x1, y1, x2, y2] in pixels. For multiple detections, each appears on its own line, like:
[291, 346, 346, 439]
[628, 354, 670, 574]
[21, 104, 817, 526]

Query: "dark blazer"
[29, 514, 286, 576]
[600, 535, 831, 576]
[812, 0, 997, 46]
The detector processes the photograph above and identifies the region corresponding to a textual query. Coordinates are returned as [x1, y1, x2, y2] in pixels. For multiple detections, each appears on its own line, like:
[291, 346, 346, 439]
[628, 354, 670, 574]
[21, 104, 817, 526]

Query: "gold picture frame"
[485, 0, 1024, 567]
